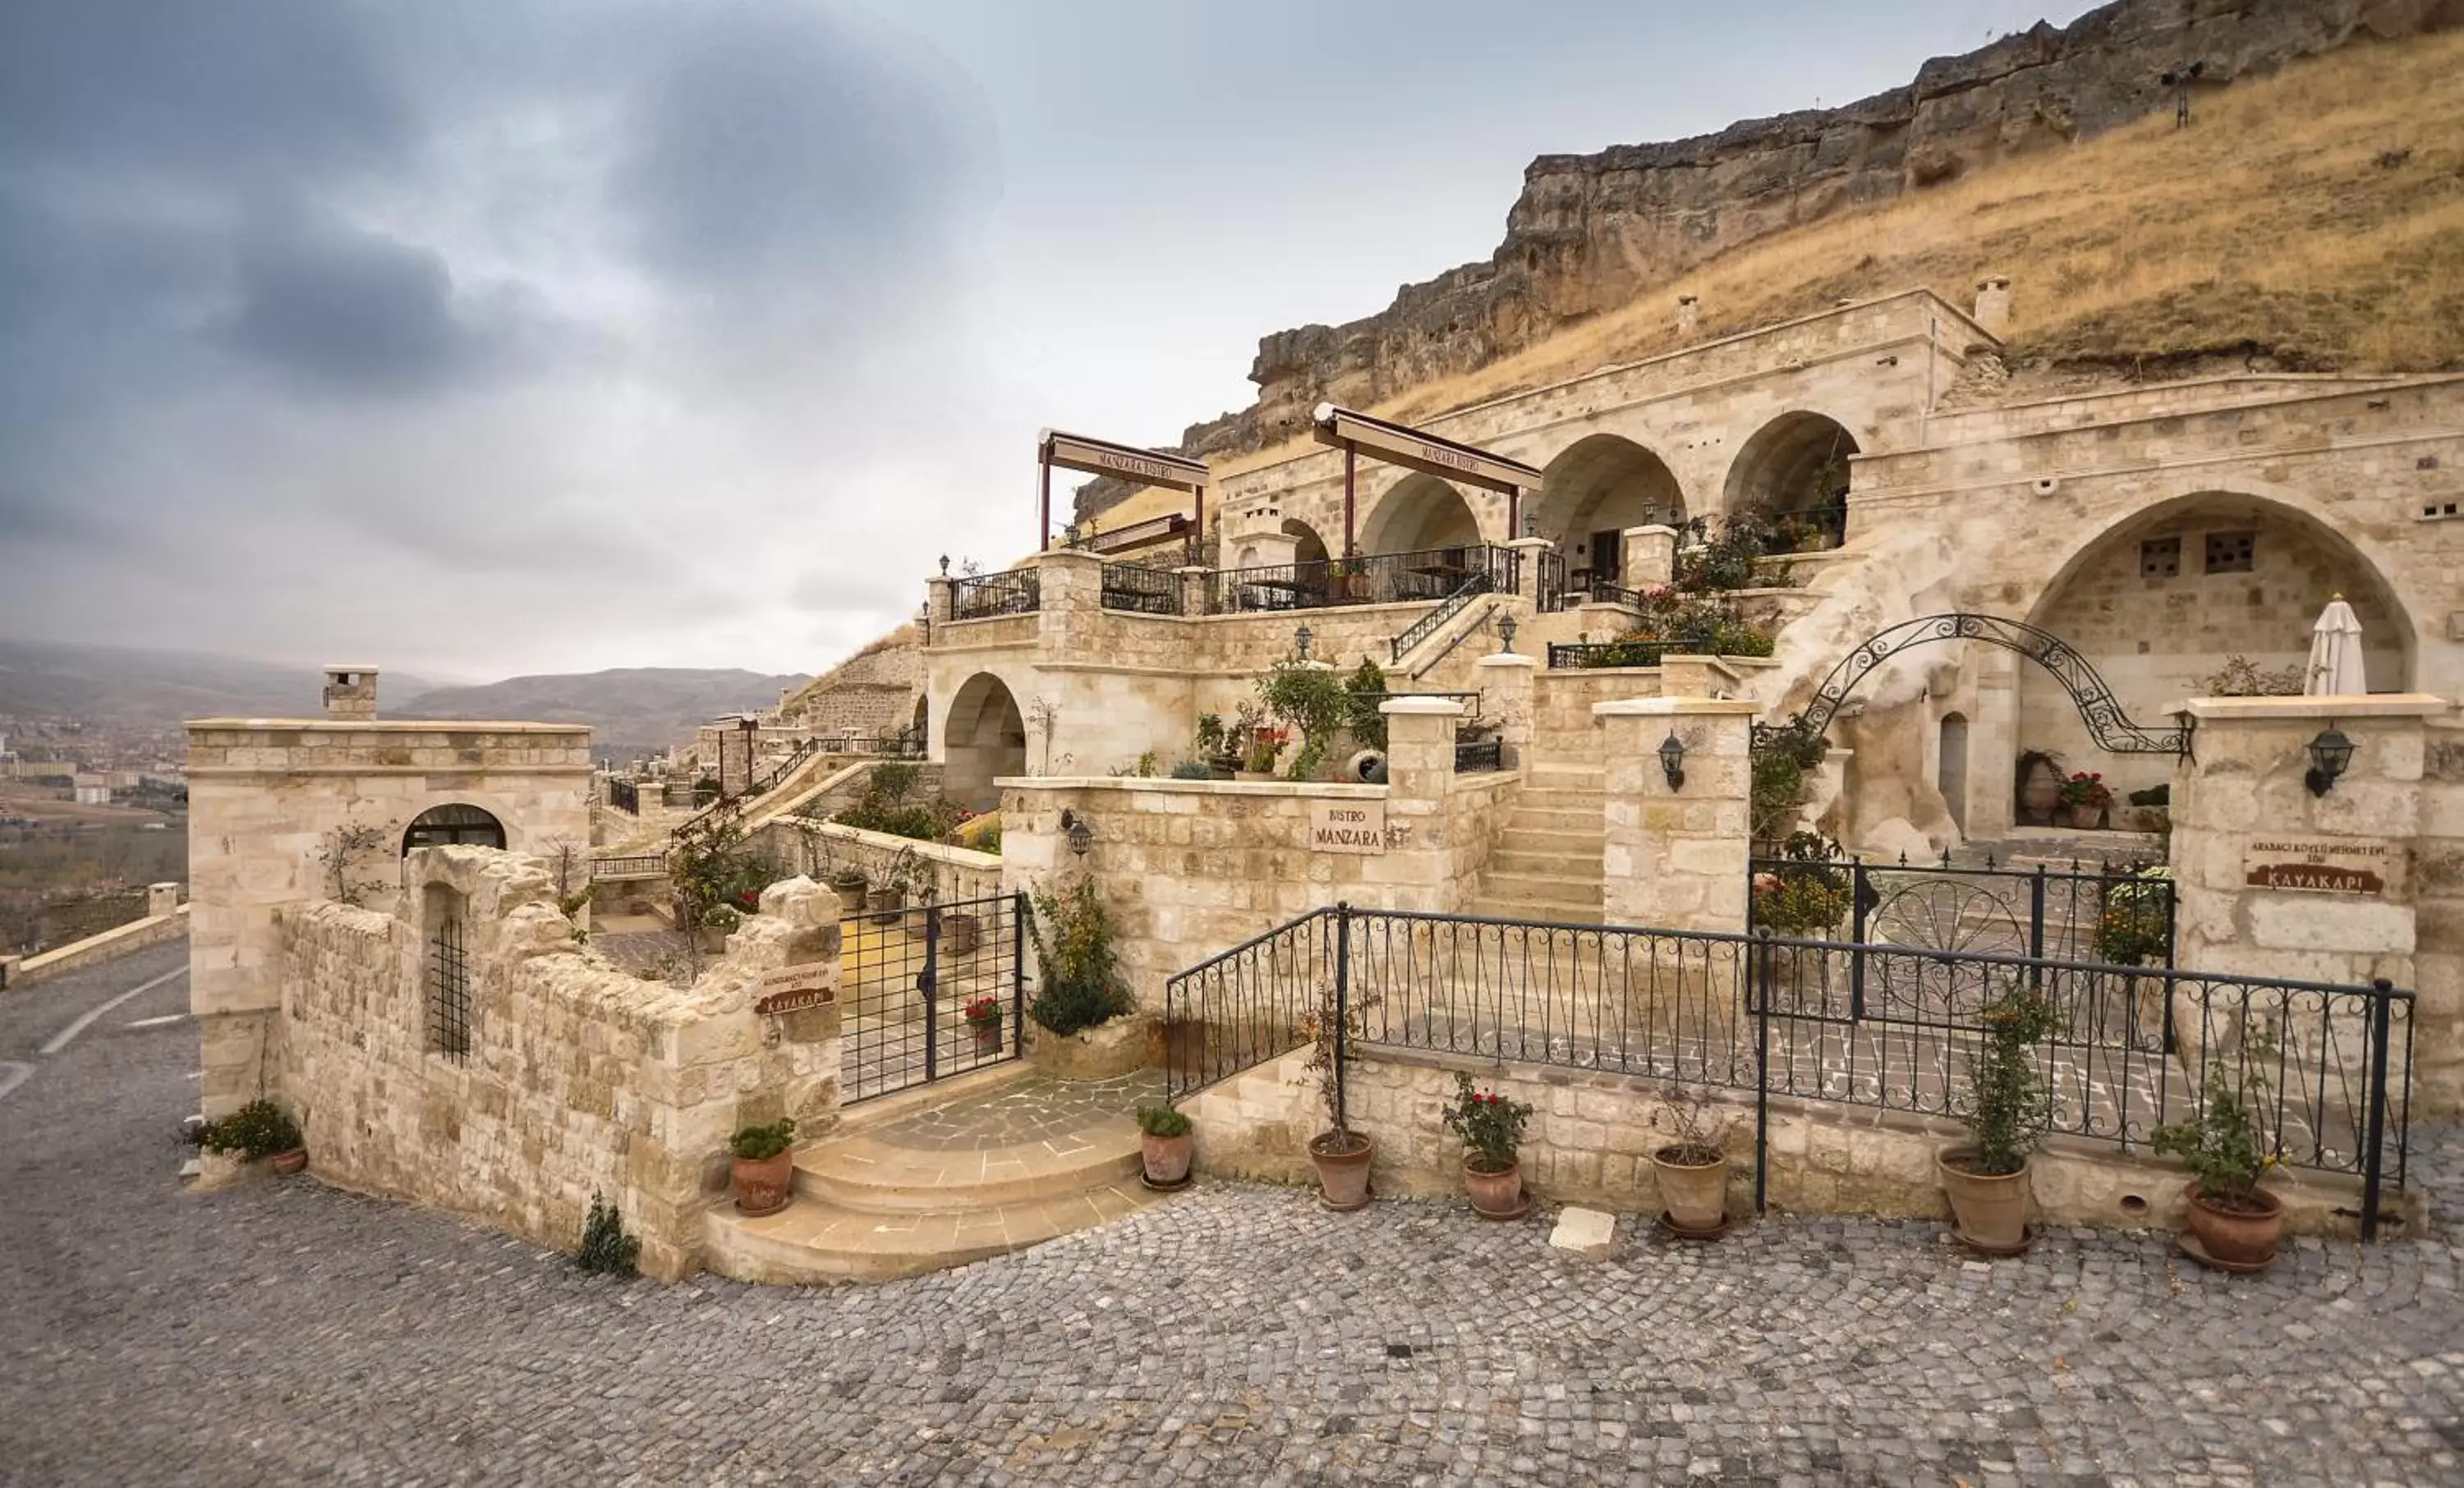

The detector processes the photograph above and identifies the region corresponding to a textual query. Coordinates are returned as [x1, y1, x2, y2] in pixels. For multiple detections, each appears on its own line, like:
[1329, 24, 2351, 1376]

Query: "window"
[402, 802, 506, 855]
[2139, 537, 2181, 579]
[425, 889, 471, 1060]
[2203, 530, 2255, 574]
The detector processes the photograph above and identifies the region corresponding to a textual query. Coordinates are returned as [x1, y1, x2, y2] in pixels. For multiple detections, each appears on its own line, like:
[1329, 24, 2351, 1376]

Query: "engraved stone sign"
[1309, 800, 1388, 854]
[755, 962, 835, 1017]
[2241, 838, 2398, 895]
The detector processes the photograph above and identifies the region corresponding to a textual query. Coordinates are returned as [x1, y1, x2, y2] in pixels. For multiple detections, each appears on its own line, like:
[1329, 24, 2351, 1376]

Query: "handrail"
[949, 567, 1041, 620]
[1388, 572, 1494, 663]
[672, 736, 823, 839]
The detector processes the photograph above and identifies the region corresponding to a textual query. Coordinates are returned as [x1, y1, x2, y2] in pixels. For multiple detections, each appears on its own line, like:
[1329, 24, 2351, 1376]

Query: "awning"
[1309, 402, 1540, 494]
[1037, 429, 1210, 492]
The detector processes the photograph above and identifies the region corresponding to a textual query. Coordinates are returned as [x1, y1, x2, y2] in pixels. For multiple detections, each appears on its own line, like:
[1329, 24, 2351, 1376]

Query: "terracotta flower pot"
[2184, 1183, 2283, 1269]
[2061, 801, 2107, 830]
[970, 1022, 1004, 1056]
[830, 881, 867, 915]
[1462, 1154, 1524, 1218]
[697, 925, 730, 954]
[865, 889, 902, 925]
[942, 912, 981, 958]
[733, 1150, 794, 1216]
[271, 1148, 308, 1176]
[2018, 761, 2062, 826]
[1308, 1130, 1375, 1210]
[1938, 1148, 2031, 1251]
[1142, 1131, 1193, 1187]
[1652, 1146, 1729, 1233]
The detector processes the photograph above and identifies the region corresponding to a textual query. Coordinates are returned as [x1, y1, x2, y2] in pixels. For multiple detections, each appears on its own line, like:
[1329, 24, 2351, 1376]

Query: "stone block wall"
[276, 848, 844, 1280]
[756, 819, 1003, 907]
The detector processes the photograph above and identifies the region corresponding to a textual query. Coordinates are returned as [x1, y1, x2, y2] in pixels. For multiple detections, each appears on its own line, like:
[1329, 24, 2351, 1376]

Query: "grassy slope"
[1092, 29, 2464, 534]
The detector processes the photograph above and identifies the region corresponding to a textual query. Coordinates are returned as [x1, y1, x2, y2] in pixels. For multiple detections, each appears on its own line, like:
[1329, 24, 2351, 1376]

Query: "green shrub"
[1026, 880, 1131, 1036]
[1342, 658, 1389, 752]
[869, 761, 921, 801]
[200, 1098, 301, 1160]
[729, 1118, 797, 1161]
[2150, 1042, 2277, 1201]
[1136, 1104, 1193, 1138]
[1441, 1072, 1533, 1173]
[1960, 985, 2060, 1176]
[2093, 867, 2172, 967]
[1168, 760, 1215, 780]
[574, 1192, 641, 1275]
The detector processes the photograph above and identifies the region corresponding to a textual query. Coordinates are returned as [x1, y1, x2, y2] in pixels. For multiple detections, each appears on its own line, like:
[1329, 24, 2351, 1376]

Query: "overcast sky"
[0, 0, 2088, 682]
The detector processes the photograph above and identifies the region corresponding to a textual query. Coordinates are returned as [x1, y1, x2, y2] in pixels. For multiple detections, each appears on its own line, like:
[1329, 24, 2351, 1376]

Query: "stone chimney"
[1974, 277, 2011, 335]
[1676, 294, 1700, 337]
[322, 666, 378, 720]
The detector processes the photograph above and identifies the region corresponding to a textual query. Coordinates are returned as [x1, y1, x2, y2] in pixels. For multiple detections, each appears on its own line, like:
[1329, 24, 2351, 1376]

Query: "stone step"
[792, 1122, 1142, 1214]
[1496, 828, 1604, 853]
[1484, 867, 1603, 893]
[1507, 804, 1600, 829]
[1525, 765, 1604, 785]
[1488, 847, 1602, 876]
[701, 1183, 1164, 1284]
[1515, 785, 1603, 803]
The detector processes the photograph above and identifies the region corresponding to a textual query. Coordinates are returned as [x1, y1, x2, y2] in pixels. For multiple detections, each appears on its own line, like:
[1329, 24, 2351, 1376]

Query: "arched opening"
[909, 692, 929, 751]
[1281, 517, 1331, 567]
[943, 672, 1027, 811]
[2018, 492, 2413, 806]
[1938, 713, 1970, 835]
[1358, 473, 1483, 558]
[402, 802, 506, 855]
[1722, 411, 1857, 549]
[1533, 434, 1686, 587]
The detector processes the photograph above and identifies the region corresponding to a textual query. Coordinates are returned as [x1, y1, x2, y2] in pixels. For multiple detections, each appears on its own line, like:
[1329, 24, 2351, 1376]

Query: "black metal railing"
[842, 890, 1028, 1101]
[1587, 580, 1647, 609]
[1454, 736, 1504, 773]
[607, 778, 640, 815]
[1389, 574, 1495, 662]
[1165, 902, 2413, 1238]
[672, 737, 823, 840]
[1748, 852, 2172, 970]
[950, 567, 1041, 621]
[1534, 549, 1571, 613]
[1207, 544, 1517, 616]
[1547, 635, 1719, 669]
[1101, 563, 1185, 616]
[814, 728, 926, 760]
[591, 854, 669, 879]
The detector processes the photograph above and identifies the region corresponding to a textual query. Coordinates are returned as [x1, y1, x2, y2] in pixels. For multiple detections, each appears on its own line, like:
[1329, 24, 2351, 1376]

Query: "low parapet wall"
[5, 905, 191, 990]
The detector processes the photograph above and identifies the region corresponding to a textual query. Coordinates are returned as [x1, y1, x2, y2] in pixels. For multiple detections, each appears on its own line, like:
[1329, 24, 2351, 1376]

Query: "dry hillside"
[1087, 29, 2464, 535]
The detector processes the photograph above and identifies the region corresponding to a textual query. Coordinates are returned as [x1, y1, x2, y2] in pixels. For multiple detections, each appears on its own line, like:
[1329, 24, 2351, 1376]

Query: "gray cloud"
[219, 214, 505, 393]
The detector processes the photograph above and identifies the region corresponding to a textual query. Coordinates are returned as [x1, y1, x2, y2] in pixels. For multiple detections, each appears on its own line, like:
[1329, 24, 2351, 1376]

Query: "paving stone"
[1549, 1205, 1620, 1260]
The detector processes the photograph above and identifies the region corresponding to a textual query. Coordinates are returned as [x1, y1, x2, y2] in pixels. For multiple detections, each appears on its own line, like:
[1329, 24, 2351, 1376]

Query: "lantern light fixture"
[2305, 727, 2356, 797]
[1496, 614, 1518, 654]
[1294, 623, 1313, 661]
[1658, 731, 1688, 791]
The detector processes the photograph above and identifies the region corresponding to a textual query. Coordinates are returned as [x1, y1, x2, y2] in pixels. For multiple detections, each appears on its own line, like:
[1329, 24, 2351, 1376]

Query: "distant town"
[0, 715, 188, 956]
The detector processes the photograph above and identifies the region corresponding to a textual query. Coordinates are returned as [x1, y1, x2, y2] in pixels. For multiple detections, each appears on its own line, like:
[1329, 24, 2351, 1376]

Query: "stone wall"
[755, 819, 1004, 907]
[275, 848, 844, 1280]
[186, 718, 594, 1118]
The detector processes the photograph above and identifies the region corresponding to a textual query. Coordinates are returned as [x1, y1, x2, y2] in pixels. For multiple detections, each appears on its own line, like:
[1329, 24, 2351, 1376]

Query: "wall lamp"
[1059, 808, 1094, 856]
[2305, 727, 2356, 797]
[1658, 731, 1688, 791]
[1496, 614, 1518, 654]
[1294, 622, 1313, 661]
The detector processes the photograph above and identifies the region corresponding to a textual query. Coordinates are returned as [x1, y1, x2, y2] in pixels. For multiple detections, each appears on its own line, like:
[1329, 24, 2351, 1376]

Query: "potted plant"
[2151, 1040, 2285, 1270]
[2056, 769, 2110, 830]
[202, 1098, 306, 1175]
[963, 994, 1005, 1055]
[1938, 981, 2059, 1254]
[1441, 1072, 1534, 1219]
[2093, 866, 2171, 967]
[941, 908, 981, 958]
[1136, 1103, 1195, 1190]
[886, 850, 932, 935]
[1195, 713, 1238, 779]
[1650, 1086, 1734, 1236]
[2015, 749, 2063, 827]
[1237, 725, 1286, 781]
[698, 902, 741, 953]
[825, 861, 868, 916]
[1299, 973, 1376, 1210]
[729, 1117, 798, 1216]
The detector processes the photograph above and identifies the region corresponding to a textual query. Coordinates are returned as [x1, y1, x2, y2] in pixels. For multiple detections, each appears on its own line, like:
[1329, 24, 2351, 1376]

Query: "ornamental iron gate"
[840, 890, 1028, 1102]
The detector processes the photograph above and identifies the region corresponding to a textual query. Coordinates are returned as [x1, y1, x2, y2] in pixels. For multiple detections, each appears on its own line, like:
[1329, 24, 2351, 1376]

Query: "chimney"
[322, 666, 379, 720]
[1676, 294, 1700, 338]
[1973, 276, 2011, 336]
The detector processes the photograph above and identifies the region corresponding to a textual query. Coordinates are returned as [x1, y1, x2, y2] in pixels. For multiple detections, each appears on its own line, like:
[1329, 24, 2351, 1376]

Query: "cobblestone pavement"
[5, 953, 2464, 1486]
[867, 1071, 1165, 1151]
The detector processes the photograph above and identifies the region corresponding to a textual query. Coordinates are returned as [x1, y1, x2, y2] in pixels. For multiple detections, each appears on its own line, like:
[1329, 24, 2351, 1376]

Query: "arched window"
[402, 803, 506, 855]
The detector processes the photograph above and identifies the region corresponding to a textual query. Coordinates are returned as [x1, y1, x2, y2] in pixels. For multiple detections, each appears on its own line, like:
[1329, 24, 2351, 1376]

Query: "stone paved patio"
[5, 953, 2464, 1486]
[866, 1070, 1165, 1151]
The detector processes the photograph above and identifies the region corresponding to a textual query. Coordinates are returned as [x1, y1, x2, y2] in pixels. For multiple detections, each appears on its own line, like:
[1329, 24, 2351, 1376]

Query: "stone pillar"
[1596, 697, 1760, 932]
[1506, 535, 1556, 604]
[1620, 525, 1678, 590]
[148, 882, 180, 918]
[926, 576, 954, 628]
[1176, 564, 1211, 617]
[1676, 295, 1700, 338]
[1475, 653, 1538, 770]
[1973, 277, 2011, 335]
[1378, 697, 1463, 912]
[322, 667, 377, 720]
[1032, 549, 1105, 673]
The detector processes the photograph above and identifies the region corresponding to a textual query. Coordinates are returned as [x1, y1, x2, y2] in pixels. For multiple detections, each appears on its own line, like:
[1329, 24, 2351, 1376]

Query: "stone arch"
[1722, 411, 1857, 543]
[1280, 517, 1331, 567]
[2016, 489, 2414, 804]
[401, 801, 506, 855]
[909, 692, 929, 750]
[1533, 433, 1687, 583]
[942, 671, 1027, 811]
[1359, 473, 1483, 556]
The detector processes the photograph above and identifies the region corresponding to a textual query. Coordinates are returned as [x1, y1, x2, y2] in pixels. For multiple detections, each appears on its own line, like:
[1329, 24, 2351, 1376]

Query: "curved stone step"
[702, 1183, 1162, 1284]
[791, 1122, 1142, 1214]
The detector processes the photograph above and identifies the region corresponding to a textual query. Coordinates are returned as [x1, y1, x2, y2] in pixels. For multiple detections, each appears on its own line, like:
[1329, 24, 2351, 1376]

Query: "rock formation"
[1075, 0, 2456, 524]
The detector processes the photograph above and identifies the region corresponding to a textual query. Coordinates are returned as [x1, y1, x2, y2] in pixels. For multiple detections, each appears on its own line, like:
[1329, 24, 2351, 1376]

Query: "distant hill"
[0, 640, 445, 727]
[393, 668, 810, 762]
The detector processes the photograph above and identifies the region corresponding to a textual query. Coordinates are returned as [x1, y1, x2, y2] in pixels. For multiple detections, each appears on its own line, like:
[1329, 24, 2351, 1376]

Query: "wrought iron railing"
[1165, 903, 2414, 1238]
[949, 567, 1041, 621]
[607, 778, 640, 815]
[1587, 580, 1647, 609]
[1748, 851, 2172, 969]
[814, 728, 926, 760]
[1454, 737, 1504, 773]
[1207, 544, 1517, 616]
[672, 737, 823, 839]
[1101, 563, 1184, 616]
[590, 854, 669, 879]
[1534, 549, 1572, 613]
[843, 890, 1028, 1102]
[1389, 574, 1495, 662]
[1547, 634, 1718, 668]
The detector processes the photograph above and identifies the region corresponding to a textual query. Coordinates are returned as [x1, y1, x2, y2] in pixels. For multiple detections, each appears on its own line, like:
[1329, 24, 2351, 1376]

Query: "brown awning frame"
[1037, 428, 1211, 556]
[1308, 402, 1539, 558]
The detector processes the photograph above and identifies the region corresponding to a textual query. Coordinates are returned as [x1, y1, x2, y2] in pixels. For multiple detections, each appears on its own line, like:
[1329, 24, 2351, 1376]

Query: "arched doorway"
[1534, 434, 1686, 587]
[1281, 517, 1331, 567]
[1359, 473, 1483, 557]
[1938, 713, 1970, 835]
[908, 692, 929, 752]
[402, 803, 506, 854]
[943, 673, 1027, 811]
[1723, 412, 1857, 548]
[2019, 492, 2412, 804]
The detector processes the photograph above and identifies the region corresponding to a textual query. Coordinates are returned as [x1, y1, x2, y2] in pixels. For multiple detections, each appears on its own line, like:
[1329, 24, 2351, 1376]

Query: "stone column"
[148, 882, 180, 918]
[1175, 565, 1211, 618]
[1620, 524, 1678, 590]
[1596, 697, 1761, 932]
[1377, 697, 1464, 912]
[926, 576, 954, 628]
[1032, 549, 1105, 670]
[1475, 653, 1538, 770]
[1506, 535, 1556, 604]
[321, 667, 378, 720]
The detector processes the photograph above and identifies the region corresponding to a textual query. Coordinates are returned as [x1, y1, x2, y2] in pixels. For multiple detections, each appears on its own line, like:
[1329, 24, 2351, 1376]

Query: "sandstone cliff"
[1076, 0, 2456, 523]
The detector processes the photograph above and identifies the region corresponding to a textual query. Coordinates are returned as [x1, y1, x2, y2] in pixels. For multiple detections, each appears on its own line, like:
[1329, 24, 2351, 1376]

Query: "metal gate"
[840, 890, 1027, 1102]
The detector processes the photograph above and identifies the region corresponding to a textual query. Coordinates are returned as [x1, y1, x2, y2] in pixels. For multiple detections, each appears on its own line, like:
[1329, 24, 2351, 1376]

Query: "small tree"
[1257, 658, 1350, 780]
[1342, 659, 1389, 752]
[1025, 880, 1129, 1035]
[317, 823, 388, 907]
[1958, 982, 2061, 1175]
[573, 1192, 641, 1276]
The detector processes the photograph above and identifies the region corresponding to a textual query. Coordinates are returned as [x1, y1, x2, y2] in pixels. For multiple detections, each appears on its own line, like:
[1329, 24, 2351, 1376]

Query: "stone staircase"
[701, 1067, 1170, 1284]
[1478, 761, 1606, 923]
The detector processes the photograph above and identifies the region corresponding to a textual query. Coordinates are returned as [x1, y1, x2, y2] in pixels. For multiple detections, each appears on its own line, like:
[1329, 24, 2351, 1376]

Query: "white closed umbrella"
[2305, 594, 2368, 696]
